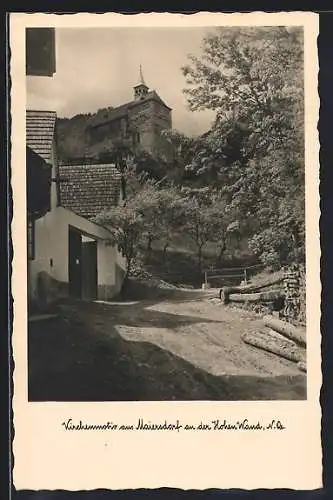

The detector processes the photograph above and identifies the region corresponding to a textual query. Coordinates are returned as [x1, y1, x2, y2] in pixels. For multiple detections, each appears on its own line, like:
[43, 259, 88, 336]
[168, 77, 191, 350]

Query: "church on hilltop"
[89, 66, 173, 159]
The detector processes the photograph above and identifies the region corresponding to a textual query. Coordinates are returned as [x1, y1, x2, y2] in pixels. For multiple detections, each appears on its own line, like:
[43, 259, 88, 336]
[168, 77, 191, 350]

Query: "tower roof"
[134, 64, 148, 88]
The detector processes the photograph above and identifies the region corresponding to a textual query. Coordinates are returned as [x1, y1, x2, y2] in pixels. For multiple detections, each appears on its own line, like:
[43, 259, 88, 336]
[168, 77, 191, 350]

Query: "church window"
[121, 118, 126, 136]
[132, 131, 141, 145]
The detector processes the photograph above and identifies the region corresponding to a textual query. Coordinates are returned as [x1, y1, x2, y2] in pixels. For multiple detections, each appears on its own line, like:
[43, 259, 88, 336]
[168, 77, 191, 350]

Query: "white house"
[26, 109, 126, 308]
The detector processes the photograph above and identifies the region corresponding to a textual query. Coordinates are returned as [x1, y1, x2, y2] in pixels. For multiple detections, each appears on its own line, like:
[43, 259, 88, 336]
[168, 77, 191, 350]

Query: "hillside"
[55, 23, 305, 286]
[55, 111, 263, 279]
[57, 107, 115, 161]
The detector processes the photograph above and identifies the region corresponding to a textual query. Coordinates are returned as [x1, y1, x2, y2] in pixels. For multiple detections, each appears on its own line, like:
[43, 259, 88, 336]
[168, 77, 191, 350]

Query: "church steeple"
[137, 64, 146, 86]
[134, 65, 149, 100]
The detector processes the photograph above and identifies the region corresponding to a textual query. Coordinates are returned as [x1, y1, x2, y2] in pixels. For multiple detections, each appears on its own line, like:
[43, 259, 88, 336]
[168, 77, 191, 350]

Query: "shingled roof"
[26, 110, 57, 163]
[59, 164, 122, 220]
[89, 90, 171, 129]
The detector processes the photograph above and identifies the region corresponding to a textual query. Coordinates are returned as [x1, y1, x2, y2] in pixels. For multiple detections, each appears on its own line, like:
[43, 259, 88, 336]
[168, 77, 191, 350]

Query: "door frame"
[68, 225, 83, 298]
[68, 225, 100, 300]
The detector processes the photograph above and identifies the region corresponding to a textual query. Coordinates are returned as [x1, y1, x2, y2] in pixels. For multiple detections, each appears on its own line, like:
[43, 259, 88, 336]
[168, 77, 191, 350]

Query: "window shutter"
[27, 218, 35, 260]
[26, 28, 56, 77]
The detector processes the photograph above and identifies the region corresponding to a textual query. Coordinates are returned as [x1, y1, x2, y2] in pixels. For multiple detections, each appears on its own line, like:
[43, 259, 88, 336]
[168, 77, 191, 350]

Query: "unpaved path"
[28, 289, 306, 401]
[111, 291, 300, 377]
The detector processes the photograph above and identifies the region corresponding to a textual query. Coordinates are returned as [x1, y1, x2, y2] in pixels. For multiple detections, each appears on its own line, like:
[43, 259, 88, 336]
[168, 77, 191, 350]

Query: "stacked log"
[219, 274, 284, 304]
[220, 265, 306, 326]
[241, 316, 307, 372]
[263, 315, 306, 347]
[297, 361, 307, 373]
[228, 289, 282, 303]
[283, 265, 301, 322]
[226, 265, 307, 372]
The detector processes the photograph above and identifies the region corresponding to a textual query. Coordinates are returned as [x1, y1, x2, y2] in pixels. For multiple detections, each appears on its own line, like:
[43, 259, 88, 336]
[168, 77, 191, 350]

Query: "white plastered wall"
[29, 206, 121, 300]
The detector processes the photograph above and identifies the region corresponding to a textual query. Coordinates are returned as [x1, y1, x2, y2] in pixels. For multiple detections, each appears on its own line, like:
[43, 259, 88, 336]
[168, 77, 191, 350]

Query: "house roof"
[89, 90, 171, 129]
[59, 164, 122, 220]
[26, 110, 57, 163]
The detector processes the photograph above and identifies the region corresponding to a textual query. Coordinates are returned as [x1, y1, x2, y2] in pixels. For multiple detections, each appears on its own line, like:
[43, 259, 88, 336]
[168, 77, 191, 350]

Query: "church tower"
[133, 65, 149, 100]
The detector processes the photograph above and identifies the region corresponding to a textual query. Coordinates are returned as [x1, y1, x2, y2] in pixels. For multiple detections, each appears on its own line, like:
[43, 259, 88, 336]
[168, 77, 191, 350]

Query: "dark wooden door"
[68, 227, 82, 298]
[81, 240, 98, 300]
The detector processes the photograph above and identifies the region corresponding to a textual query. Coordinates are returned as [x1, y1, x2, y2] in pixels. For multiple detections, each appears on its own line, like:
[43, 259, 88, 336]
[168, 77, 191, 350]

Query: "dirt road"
[28, 289, 306, 401]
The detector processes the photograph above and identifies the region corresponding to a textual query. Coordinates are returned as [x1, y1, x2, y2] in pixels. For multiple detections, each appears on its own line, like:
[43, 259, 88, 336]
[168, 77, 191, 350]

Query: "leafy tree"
[162, 129, 220, 186]
[93, 167, 162, 286]
[182, 27, 303, 157]
[95, 201, 144, 285]
[181, 187, 229, 270]
[135, 183, 165, 259]
[148, 186, 187, 262]
[133, 149, 168, 181]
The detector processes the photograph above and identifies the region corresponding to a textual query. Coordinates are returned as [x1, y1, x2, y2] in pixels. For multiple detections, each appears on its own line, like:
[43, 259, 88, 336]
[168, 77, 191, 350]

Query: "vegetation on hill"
[58, 27, 305, 284]
[57, 113, 91, 160]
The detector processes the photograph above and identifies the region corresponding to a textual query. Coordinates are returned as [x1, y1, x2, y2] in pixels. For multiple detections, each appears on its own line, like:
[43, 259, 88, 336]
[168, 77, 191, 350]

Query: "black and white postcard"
[10, 11, 321, 490]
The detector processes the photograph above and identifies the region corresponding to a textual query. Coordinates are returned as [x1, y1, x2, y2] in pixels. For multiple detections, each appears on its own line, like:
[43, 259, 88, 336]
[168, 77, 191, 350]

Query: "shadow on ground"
[28, 299, 306, 402]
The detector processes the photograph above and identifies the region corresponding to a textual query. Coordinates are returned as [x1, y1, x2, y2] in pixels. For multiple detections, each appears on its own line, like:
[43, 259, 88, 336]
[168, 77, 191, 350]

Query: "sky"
[26, 27, 217, 136]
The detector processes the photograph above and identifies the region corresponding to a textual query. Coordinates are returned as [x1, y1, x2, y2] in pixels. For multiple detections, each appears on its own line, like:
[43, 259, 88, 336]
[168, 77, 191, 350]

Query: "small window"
[132, 131, 141, 145]
[121, 118, 129, 137]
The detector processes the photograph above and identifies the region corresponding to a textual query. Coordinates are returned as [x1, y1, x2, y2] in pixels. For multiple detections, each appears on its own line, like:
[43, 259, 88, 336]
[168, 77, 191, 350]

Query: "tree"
[162, 129, 219, 186]
[181, 27, 305, 267]
[93, 169, 162, 287]
[182, 27, 303, 158]
[181, 187, 229, 270]
[151, 186, 187, 262]
[135, 182, 164, 259]
[247, 152, 305, 268]
[95, 202, 144, 285]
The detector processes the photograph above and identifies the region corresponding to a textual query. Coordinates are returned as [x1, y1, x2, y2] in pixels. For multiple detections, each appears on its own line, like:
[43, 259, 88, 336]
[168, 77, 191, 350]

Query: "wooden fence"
[139, 263, 264, 288]
[203, 263, 264, 287]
